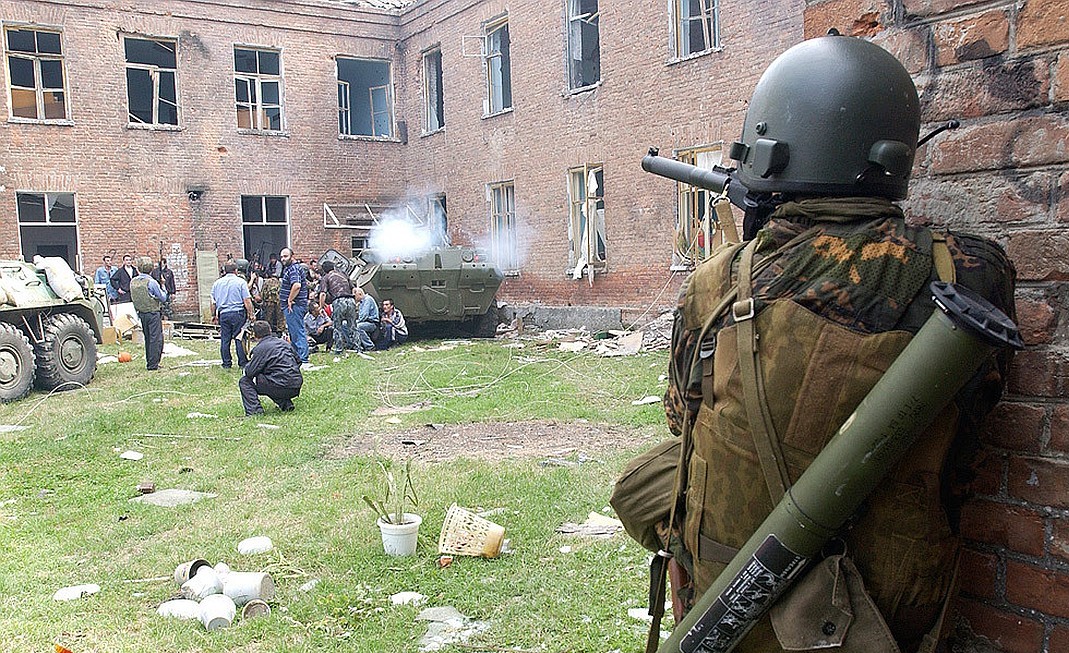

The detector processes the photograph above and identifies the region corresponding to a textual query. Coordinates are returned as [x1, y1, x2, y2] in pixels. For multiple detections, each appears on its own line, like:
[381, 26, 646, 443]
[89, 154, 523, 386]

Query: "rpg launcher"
[640, 148, 779, 240]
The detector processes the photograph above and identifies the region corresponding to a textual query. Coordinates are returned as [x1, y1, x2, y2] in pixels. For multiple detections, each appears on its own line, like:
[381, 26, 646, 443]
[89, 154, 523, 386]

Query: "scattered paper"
[256, 423, 280, 430]
[557, 512, 624, 539]
[97, 355, 119, 364]
[558, 545, 572, 554]
[358, 352, 375, 361]
[558, 341, 587, 353]
[162, 343, 197, 358]
[186, 412, 218, 419]
[53, 583, 101, 601]
[157, 598, 201, 619]
[298, 579, 320, 593]
[384, 417, 403, 425]
[631, 396, 661, 406]
[391, 591, 427, 606]
[0, 425, 28, 433]
[303, 365, 329, 371]
[119, 450, 144, 461]
[417, 606, 490, 652]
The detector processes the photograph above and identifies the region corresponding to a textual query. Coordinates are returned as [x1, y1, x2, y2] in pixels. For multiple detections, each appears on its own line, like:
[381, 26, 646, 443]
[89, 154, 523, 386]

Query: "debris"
[298, 578, 320, 593]
[242, 599, 271, 620]
[384, 417, 403, 425]
[437, 555, 453, 569]
[424, 344, 457, 352]
[181, 566, 223, 601]
[303, 364, 329, 371]
[358, 352, 375, 361]
[0, 424, 29, 433]
[237, 536, 274, 555]
[162, 343, 197, 358]
[186, 412, 218, 419]
[641, 311, 674, 351]
[438, 504, 507, 558]
[55, 644, 74, 653]
[129, 489, 217, 507]
[121, 575, 170, 584]
[97, 355, 119, 364]
[119, 450, 144, 461]
[416, 606, 491, 652]
[630, 396, 661, 406]
[595, 330, 643, 357]
[627, 607, 653, 623]
[556, 512, 624, 539]
[401, 439, 428, 446]
[333, 357, 342, 363]
[181, 359, 224, 367]
[222, 571, 275, 606]
[371, 401, 432, 416]
[539, 458, 578, 468]
[157, 598, 201, 620]
[257, 423, 281, 430]
[53, 583, 101, 601]
[199, 593, 236, 630]
[136, 433, 241, 441]
[501, 342, 524, 349]
[391, 591, 427, 606]
[558, 545, 572, 554]
[658, 374, 668, 382]
[558, 341, 587, 353]
[136, 482, 156, 494]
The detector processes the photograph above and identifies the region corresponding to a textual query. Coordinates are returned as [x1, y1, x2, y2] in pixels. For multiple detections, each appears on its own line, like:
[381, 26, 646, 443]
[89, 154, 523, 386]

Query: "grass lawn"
[0, 335, 674, 653]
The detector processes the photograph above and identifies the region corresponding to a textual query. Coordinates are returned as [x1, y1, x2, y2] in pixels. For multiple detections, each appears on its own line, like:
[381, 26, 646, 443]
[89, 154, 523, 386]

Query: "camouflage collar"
[770, 197, 903, 223]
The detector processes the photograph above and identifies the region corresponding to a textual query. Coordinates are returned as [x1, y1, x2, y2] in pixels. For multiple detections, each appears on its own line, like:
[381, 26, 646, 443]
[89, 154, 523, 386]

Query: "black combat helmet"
[729, 35, 920, 200]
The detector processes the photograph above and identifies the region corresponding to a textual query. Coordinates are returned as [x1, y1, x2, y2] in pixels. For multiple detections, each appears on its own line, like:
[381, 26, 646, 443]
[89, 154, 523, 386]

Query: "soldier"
[130, 256, 168, 371]
[614, 35, 1016, 653]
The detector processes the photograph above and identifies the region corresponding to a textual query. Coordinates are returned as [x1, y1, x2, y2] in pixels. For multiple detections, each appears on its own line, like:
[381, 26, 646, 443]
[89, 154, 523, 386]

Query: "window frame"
[566, 0, 601, 92]
[672, 144, 724, 269]
[670, 0, 721, 61]
[16, 190, 80, 269]
[3, 25, 71, 124]
[488, 181, 518, 276]
[233, 45, 286, 134]
[336, 55, 396, 141]
[422, 46, 444, 135]
[122, 34, 180, 129]
[567, 164, 607, 275]
[483, 17, 512, 117]
[240, 195, 291, 262]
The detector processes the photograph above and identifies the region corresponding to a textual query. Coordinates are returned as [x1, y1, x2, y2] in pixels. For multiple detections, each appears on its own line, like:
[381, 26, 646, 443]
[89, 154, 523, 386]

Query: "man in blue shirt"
[130, 256, 168, 371]
[354, 286, 379, 352]
[210, 261, 256, 369]
[94, 255, 117, 305]
[279, 248, 310, 364]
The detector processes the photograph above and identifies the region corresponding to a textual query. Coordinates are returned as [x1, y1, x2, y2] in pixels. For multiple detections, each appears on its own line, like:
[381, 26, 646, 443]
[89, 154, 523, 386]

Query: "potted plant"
[362, 458, 421, 556]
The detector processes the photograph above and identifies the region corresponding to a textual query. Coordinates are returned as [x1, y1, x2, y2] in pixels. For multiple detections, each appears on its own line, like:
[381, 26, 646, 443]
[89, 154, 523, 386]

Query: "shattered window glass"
[675, 0, 719, 57]
[567, 0, 600, 90]
[124, 36, 178, 126]
[423, 48, 444, 132]
[337, 57, 393, 138]
[485, 19, 512, 115]
[568, 165, 606, 274]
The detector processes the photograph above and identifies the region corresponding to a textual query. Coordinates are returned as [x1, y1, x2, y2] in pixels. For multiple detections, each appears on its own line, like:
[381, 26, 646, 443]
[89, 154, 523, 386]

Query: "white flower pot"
[376, 513, 422, 556]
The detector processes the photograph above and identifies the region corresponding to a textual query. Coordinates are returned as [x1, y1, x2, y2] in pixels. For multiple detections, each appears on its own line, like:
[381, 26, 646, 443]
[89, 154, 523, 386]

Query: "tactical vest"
[659, 199, 1015, 653]
[130, 275, 161, 313]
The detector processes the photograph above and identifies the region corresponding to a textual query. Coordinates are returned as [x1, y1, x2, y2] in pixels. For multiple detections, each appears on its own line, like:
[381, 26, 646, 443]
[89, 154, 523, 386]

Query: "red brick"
[970, 448, 1004, 496]
[1052, 518, 1069, 563]
[1006, 560, 1069, 618]
[1057, 55, 1069, 103]
[1017, 0, 1069, 50]
[933, 11, 1009, 66]
[920, 58, 1050, 122]
[1007, 350, 1069, 398]
[1051, 405, 1069, 454]
[1051, 625, 1069, 653]
[870, 27, 928, 74]
[1058, 171, 1069, 223]
[803, 0, 886, 39]
[1008, 455, 1069, 508]
[1007, 231, 1069, 282]
[955, 598, 1045, 653]
[981, 402, 1046, 452]
[932, 116, 1069, 174]
[958, 547, 999, 600]
[961, 499, 1046, 556]
[902, 0, 985, 19]
[1015, 297, 1057, 346]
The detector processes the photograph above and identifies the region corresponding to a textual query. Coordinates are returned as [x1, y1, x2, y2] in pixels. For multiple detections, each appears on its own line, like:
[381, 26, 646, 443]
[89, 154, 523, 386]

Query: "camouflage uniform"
[662, 197, 1015, 652]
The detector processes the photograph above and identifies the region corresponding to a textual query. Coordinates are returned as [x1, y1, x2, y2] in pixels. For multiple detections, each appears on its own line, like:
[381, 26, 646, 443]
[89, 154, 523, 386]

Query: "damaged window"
[673, 0, 719, 58]
[423, 48, 444, 133]
[429, 193, 448, 245]
[241, 195, 289, 264]
[567, 0, 600, 90]
[5, 27, 68, 122]
[124, 36, 178, 126]
[17, 191, 78, 269]
[489, 182, 518, 274]
[484, 18, 512, 115]
[234, 47, 284, 132]
[337, 57, 393, 138]
[568, 165, 606, 277]
[673, 145, 724, 268]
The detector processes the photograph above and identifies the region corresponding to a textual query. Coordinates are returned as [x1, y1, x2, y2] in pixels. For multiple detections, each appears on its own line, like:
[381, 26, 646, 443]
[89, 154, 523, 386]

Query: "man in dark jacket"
[239, 320, 304, 415]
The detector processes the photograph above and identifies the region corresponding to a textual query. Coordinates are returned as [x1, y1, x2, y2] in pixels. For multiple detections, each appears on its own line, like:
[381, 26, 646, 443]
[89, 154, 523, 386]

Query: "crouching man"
[239, 320, 303, 415]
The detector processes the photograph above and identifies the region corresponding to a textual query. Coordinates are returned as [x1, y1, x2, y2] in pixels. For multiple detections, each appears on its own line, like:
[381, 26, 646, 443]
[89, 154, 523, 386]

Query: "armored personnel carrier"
[0, 259, 105, 402]
[319, 245, 503, 337]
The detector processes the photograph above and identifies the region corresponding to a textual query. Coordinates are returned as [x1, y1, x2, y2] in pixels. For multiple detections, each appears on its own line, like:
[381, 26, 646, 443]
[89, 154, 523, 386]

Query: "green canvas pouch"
[610, 439, 681, 552]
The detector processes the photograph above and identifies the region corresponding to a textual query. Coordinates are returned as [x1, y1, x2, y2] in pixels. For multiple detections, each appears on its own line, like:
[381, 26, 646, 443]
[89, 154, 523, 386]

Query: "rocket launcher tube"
[662, 281, 1022, 653]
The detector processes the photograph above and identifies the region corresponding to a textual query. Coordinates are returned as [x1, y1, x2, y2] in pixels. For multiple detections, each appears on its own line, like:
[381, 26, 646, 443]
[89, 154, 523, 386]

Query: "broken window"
[673, 145, 724, 268]
[489, 182, 518, 274]
[484, 18, 512, 115]
[241, 195, 289, 264]
[423, 48, 444, 133]
[5, 27, 68, 121]
[568, 165, 606, 278]
[567, 0, 600, 90]
[429, 193, 448, 245]
[673, 0, 719, 58]
[17, 192, 78, 269]
[234, 47, 283, 131]
[337, 57, 393, 138]
[124, 36, 178, 126]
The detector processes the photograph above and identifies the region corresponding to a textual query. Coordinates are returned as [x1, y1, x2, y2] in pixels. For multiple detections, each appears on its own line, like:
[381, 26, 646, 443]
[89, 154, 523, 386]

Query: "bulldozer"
[0, 258, 105, 402]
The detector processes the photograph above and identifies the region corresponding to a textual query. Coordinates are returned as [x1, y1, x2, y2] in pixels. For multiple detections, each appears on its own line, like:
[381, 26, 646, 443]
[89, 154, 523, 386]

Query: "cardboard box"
[102, 326, 118, 345]
[130, 328, 144, 344]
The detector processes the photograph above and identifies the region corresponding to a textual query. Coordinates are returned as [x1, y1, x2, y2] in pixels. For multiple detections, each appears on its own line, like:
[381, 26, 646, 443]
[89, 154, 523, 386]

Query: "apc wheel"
[470, 307, 500, 339]
[0, 322, 35, 402]
[34, 313, 97, 391]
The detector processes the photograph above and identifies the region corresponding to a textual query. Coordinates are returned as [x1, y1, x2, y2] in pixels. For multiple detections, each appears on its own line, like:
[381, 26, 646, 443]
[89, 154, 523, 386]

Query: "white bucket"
[242, 599, 271, 620]
[173, 559, 210, 585]
[377, 513, 422, 556]
[222, 571, 276, 607]
[199, 593, 236, 631]
[181, 566, 222, 601]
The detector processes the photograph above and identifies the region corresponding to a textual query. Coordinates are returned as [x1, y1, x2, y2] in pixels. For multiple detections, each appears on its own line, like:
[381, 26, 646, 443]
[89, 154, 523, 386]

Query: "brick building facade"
[1, 1, 1067, 652]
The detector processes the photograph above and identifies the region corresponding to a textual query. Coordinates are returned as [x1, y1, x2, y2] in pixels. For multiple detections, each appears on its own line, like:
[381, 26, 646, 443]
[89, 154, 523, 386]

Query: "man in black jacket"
[239, 320, 304, 415]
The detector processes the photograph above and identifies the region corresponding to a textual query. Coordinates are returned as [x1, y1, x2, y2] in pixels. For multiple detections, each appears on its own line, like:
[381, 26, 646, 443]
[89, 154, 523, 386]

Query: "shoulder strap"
[931, 232, 956, 283]
[734, 240, 792, 502]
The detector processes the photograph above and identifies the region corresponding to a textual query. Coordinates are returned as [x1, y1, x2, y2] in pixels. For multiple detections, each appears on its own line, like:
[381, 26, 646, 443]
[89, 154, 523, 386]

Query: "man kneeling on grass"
[239, 320, 303, 416]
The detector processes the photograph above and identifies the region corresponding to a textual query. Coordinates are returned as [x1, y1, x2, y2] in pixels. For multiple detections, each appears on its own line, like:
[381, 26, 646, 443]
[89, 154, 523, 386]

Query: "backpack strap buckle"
[732, 298, 755, 322]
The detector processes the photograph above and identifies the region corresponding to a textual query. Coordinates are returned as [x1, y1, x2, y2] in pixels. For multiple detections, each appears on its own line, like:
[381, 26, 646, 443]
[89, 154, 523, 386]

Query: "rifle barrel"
[641, 152, 732, 194]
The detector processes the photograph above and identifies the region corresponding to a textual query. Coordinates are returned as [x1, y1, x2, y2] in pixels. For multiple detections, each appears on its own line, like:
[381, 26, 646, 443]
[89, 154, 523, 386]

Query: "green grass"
[0, 336, 673, 652]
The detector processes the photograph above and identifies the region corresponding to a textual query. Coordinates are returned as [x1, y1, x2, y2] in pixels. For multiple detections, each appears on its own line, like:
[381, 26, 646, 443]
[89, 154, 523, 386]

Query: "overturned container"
[438, 504, 507, 558]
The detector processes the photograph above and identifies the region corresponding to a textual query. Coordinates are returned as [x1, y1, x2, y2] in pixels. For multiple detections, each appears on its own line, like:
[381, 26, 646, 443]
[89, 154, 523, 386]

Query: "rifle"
[641, 148, 780, 240]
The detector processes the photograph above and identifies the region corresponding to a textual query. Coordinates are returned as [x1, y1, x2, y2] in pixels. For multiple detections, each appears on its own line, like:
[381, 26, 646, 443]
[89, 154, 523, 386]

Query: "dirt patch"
[328, 420, 664, 463]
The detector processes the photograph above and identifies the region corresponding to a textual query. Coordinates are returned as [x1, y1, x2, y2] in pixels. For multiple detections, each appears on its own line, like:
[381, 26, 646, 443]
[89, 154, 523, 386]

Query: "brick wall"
[804, 1, 1069, 651]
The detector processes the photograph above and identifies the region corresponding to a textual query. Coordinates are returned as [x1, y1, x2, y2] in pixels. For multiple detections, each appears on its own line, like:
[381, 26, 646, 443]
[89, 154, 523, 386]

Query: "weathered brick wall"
[805, 1, 1069, 651]
[0, 0, 405, 315]
[395, 0, 804, 315]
